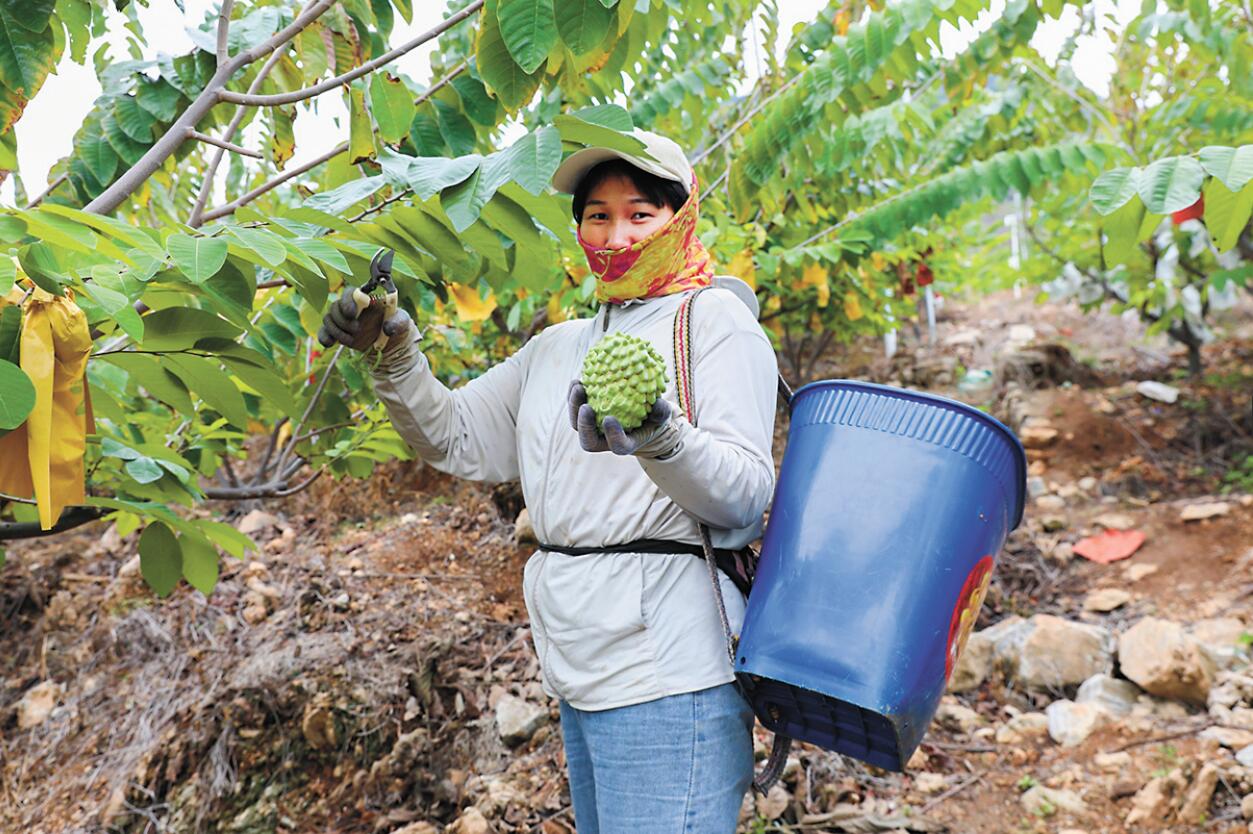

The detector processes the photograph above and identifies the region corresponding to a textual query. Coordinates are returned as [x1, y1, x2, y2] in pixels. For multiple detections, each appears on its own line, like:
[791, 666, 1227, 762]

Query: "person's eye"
[587, 212, 607, 221]
[633, 211, 654, 220]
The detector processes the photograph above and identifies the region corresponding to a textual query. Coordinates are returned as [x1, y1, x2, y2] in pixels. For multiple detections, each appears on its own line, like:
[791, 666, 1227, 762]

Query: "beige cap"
[550, 128, 693, 194]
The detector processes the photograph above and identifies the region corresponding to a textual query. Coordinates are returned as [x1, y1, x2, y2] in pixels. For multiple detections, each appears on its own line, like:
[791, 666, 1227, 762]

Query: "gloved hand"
[317, 248, 414, 352]
[318, 288, 414, 352]
[568, 380, 683, 459]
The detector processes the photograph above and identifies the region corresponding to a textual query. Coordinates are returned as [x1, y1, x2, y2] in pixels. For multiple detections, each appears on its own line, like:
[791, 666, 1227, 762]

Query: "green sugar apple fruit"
[581, 332, 669, 431]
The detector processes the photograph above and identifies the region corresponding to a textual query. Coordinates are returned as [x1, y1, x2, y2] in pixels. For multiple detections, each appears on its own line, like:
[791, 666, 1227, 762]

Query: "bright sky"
[1, 0, 1141, 209]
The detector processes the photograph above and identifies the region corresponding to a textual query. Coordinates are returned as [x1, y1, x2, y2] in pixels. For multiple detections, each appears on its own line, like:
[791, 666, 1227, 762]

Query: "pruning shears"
[318, 247, 398, 351]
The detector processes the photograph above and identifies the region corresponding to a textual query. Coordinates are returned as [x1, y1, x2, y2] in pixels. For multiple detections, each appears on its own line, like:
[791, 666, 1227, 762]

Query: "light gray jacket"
[371, 286, 778, 709]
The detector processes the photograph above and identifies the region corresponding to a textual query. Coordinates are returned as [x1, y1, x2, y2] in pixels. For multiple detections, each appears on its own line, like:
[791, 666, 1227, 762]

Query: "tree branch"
[199, 142, 347, 224]
[216, 0, 236, 68]
[218, 1, 484, 107]
[83, 0, 336, 216]
[186, 128, 262, 159]
[189, 16, 300, 227]
[272, 344, 342, 478]
[26, 172, 67, 209]
[348, 187, 412, 222]
[203, 468, 323, 500]
[0, 506, 106, 541]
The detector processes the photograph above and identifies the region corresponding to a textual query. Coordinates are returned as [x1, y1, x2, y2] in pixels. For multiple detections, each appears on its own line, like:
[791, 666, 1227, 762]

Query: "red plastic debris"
[1072, 529, 1146, 564]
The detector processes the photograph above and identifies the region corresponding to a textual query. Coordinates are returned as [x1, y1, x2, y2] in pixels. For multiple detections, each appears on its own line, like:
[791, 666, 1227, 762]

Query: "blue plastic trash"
[737, 380, 1027, 771]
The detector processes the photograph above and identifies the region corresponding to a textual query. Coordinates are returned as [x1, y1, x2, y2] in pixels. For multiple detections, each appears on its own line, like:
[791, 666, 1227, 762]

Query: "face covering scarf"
[577, 173, 714, 304]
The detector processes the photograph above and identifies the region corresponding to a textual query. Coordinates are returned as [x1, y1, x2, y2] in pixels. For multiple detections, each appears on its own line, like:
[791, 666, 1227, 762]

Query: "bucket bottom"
[739, 676, 904, 772]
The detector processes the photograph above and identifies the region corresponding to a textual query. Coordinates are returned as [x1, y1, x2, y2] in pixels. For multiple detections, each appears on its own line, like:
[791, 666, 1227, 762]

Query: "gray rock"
[949, 629, 994, 692]
[495, 694, 547, 747]
[934, 698, 981, 733]
[1015, 615, 1115, 691]
[1046, 700, 1111, 747]
[995, 711, 1049, 744]
[1077, 674, 1141, 716]
[1027, 476, 1048, 498]
[1119, 617, 1216, 704]
[1237, 744, 1253, 768]
[1035, 494, 1066, 512]
[1020, 785, 1087, 816]
[1190, 617, 1249, 670]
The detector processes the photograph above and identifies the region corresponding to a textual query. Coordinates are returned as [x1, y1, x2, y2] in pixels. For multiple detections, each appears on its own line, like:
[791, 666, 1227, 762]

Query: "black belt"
[537, 537, 714, 557]
[537, 538, 753, 596]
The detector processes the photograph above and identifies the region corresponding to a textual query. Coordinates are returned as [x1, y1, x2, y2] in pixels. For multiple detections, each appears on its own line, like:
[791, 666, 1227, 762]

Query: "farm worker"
[320, 129, 778, 833]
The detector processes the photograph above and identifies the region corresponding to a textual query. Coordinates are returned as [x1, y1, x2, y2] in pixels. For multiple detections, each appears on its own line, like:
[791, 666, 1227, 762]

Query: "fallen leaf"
[1073, 529, 1146, 564]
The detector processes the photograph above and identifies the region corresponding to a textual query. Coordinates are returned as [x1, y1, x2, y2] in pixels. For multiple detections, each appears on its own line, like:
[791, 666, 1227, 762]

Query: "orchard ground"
[2, 287, 1251, 834]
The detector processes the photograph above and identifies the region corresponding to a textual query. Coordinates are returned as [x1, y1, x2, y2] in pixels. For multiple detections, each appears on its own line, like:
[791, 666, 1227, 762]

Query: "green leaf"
[476, 0, 543, 112]
[305, 175, 386, 215]
[0, 257, 11, 296]
[1137, 156, 1206, 215]
[228, 227, 287, 268]
[568, 103, 633, 131]
[79, 121, 119, 185]
[500, 126, 561, 195]
[369, 72, 416, 144]
[1199, 145, 1253, 193]
[222, 356, 299, 420]
[553, 113, 650, 157]
[1101, 195, 1144, 267]
[395, 149, 480, 199]
[135, 76, 183, 122]
[348, 84, 375, 164]
[125, 456, 165, 484]
[0, 2, 56, 94]
[497, 0, 557, 73]
[99, 353, 194, 413]
[167, 233, 229, 284]
[180, 534, 219, 595]
[195, 518, 253, 558]
[164, 354, 251, 429]
[0, 304, 20, 363]
[138, 521, 182, 597]
[557, 0, 613, 54]
[140, 307, 242, 351]
[1202, 177, 1253, 254]
[450, 72, 500, 125]
[1090, 167, 1141, 216]
[0, 358, 34, 430]
[17, 242, 68, 295]
[113, 93, 156, 143]
[433, 99, 476, 156]
[294, 237, 351, 274]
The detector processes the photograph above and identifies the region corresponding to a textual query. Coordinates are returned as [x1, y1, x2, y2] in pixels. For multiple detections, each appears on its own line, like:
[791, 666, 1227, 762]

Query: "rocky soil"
[2, 289, 1251, 834]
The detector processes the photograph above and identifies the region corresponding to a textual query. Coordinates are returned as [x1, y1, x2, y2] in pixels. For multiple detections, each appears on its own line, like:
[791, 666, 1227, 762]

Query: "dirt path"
[2, 289, 1250, 834]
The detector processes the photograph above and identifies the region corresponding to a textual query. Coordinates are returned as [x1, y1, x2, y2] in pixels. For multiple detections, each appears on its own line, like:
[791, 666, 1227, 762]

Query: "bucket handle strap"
[673, 288, 793, 796]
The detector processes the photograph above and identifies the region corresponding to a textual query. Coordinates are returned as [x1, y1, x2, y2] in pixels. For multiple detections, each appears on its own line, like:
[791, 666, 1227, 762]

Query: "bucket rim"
[789, 379, 1028, 529]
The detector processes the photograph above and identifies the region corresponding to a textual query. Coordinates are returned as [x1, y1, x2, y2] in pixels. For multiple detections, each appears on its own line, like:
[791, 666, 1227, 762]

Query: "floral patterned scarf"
[577, 173, 714, 303]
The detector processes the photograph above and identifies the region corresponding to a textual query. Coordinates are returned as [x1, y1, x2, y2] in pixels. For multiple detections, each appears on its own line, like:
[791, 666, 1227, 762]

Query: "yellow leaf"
[547, 293, 567, 324]
[727, 248, 756, 289]
[809, 311, 824, 333]
[835, 9, 850, 35]
[870, 252, 886, 270]
[448, 283, 497, 322]
[844, 292, 864, 321]
[802, 262, 830, 308]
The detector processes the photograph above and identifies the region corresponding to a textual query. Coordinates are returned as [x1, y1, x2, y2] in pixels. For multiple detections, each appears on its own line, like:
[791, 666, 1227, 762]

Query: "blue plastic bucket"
[736, 380, 1027, 771]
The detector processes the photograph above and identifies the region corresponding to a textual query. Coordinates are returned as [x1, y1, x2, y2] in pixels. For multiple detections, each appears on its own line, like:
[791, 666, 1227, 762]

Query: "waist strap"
[538, 538, 709, 557]
[536, 538, 753, 597]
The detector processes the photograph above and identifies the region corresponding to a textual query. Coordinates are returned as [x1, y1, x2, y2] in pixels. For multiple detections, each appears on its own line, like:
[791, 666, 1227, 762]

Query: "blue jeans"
[559, 683, 754, 834]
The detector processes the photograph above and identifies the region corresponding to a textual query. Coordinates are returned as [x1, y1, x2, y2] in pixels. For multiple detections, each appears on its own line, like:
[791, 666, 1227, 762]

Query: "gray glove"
[317, 287, 414, 353]
[567, 381, 683, 459]
[317, 248, 413, 353]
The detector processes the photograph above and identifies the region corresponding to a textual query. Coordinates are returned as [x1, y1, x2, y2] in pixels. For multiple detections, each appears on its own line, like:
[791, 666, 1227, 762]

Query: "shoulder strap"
[672, 287, 707, 425]
[672, 286, 794, 797]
